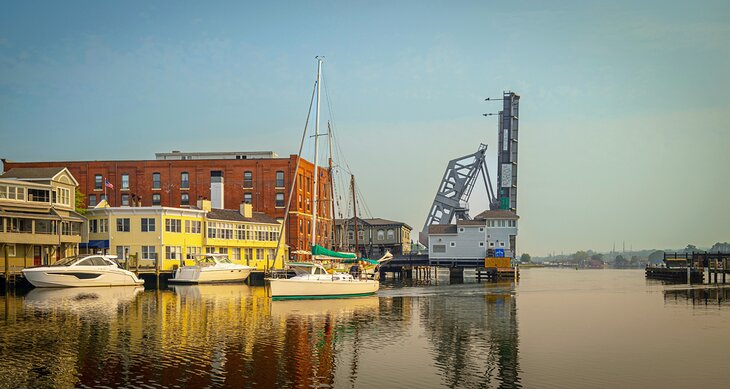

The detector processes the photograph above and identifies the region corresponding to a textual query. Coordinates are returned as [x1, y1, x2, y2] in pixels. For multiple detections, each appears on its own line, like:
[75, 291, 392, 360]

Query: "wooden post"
[723, 258, 727, 284]
[3, 244, 8, 289]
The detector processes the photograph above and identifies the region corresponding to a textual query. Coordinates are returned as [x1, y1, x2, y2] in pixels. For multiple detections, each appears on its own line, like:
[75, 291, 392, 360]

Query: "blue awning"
[80, 240, 109, 249]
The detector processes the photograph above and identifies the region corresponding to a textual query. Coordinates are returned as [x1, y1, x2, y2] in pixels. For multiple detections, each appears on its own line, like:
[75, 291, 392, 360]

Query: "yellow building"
[84, 199, 287, 271]
[0, 167, 84, 272]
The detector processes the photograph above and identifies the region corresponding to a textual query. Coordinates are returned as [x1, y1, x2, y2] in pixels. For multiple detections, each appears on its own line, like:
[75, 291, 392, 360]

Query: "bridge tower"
[496, 92, 520, 212]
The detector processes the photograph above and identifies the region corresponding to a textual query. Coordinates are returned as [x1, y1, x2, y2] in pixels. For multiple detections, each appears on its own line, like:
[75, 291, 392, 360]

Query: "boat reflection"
[271, 296, 379, 318]
[23, 286, 144, 317]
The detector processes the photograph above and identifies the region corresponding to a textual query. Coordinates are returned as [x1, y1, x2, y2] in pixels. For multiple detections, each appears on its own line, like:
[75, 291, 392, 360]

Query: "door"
[33, 246, 41, 266]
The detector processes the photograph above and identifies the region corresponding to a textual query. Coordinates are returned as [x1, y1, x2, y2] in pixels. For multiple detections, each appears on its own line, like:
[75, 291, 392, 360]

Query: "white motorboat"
[169, 254, 254, 284]
[267, 262, 379, 300]
[22, 255, 144, 288]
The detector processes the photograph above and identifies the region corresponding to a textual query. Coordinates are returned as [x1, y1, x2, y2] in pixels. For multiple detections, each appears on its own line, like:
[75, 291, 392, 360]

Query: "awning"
[311, 244, 357, 259]
[80, 240, 109, 249]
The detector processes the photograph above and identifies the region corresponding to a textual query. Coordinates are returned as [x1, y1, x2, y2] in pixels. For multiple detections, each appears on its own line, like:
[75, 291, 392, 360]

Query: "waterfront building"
[334, 218, 412, 257]
[2, 151, 331, 253]
[427, 210, 518, 264]
[83, 199, 286, 271]
[0, 168, 84, 271]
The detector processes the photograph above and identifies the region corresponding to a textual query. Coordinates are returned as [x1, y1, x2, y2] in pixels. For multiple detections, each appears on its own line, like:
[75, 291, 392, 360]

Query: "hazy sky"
[1, 1, 728, 256]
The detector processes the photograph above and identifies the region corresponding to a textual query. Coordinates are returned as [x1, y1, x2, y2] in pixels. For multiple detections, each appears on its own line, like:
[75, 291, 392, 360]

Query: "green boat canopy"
[311, 244, 357, 259]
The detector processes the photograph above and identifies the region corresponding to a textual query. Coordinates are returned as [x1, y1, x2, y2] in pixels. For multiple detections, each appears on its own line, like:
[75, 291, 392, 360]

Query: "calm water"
[2, 269, 730, 388]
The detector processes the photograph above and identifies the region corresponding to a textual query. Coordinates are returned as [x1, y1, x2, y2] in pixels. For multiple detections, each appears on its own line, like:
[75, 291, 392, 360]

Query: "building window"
[275, 193, 285, 207]
[479, 242, 485, 247]
[165, 218, 181, 233]
[275, 171, 285, 188]
[245, 248, 253, 262]
[459, 228, 464, 232]
[116, 246, 129, 260]
[166, 246, 181, 260]
[142, 246, 157, 260]
[219, 247, 228, 255]
[5, 244, 16, 257]
[306, 177, 311, 193]
[181, 172, 189, 189]
[348, 231, 354, 240]
[141, 218, 155, 232]
[244, 192, 252, 204]
[433, 244, 446, 253]
[185, 220, 201, 234]
[121, 174, 129, 190]
[256, 248, 264, 261]
[186, 246, 202, 260]
[479, 227, 484, 232]
[377, 229, 385, 241]
[116, 218, 130, 232]
[152, 193, 161, 206]
[121, 194, 130, 206]
[450, 242, 456, 247]
[490, 242, 495, 247]
[232, 248, 241, 260]
[298, 195, 302, 209]
[152, 173, 161, 189]
[88, 195, 97, 207]
[243, 171, 253, 188]
[206, 247, 215, 254]
[94, 175, 103, 190]
[181, 192, 189, 206]
[500, 242, 505, 247]
[387, 229, 395, 239]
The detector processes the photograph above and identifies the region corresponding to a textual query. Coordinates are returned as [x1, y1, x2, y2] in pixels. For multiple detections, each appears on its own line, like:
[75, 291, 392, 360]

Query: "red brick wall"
[3, 156, 333, 252]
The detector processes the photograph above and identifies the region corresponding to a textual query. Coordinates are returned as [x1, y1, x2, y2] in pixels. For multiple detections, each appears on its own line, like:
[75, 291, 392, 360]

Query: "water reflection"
[664, 286, 730, 307]
[0, 282, 523, 388]
[421, 281, 520, 389]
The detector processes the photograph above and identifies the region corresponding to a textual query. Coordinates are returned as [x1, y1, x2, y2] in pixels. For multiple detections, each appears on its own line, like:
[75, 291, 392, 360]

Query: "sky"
[1, 1, 729, 256]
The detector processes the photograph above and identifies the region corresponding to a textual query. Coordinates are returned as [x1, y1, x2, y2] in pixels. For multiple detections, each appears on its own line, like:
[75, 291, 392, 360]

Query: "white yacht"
[268, 262, 379, 300]
[22, 255, 144, 288]
[169, 254, 254, 284]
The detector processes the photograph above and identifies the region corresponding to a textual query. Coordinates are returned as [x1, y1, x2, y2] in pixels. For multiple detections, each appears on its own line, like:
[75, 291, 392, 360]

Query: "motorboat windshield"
[50, 256, 82, 266]
[195, 254, 233, 266]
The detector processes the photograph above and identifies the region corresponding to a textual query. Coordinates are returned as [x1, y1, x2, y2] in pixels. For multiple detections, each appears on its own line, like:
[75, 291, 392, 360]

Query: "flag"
[105, 178, 114, 190]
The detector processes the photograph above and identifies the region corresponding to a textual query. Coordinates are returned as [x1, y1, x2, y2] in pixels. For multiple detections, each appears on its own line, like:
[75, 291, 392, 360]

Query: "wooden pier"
[645, 252, 730, 284]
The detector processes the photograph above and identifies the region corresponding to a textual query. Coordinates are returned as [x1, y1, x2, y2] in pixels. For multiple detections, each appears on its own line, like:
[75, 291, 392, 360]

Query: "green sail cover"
[342, 258, 379, 265]
[311, 244, 357, 259]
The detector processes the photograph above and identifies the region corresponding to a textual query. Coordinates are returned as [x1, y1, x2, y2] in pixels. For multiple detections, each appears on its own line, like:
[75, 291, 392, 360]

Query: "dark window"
[243, 192, 252, 204]
[121, 174, 129, 189]
[94, 175, 102, 190]
[276, 171, 285, 187]
[141, 218, 155, 232]
[243, 171, 253, 188]
[152, 173, 161, 189]
[152, 193, 161, 206]
[89, 195, 97, 207]
[275, 193, 284, 207]
[116, 218, 130, 232]
[181, 172, 189, 189]
[121, 194, 129, 206]
[181, 192, 189, 206]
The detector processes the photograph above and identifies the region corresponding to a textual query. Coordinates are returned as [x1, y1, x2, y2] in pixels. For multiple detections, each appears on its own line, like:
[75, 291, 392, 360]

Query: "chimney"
[240, 201, 252, 218]
[197, 197, 212, 212]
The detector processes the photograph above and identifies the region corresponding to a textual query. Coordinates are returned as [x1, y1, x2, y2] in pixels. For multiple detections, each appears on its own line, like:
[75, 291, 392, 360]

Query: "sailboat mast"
[328, 122, 337, 250]
[311, 57, 322, 249]
[351, 174, 359, 257]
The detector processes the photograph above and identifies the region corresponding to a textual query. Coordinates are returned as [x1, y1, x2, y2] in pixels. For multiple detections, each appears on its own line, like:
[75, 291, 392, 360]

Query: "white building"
[428, 210, 519, 265]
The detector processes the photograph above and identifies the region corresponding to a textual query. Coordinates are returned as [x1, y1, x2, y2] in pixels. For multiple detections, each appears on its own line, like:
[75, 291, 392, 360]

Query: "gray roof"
[0, 167, 68, 180]
[335, 217, 412, 230]
[474, 210, 520, 220]
[206, 208, 279, 224]
[428, 224, 458, 234]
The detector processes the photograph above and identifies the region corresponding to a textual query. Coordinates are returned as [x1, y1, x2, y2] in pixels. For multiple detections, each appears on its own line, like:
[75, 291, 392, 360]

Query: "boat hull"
[169, 267, 253, 284]
[22, 268, 144, 288]
[267, 278, 379, 299]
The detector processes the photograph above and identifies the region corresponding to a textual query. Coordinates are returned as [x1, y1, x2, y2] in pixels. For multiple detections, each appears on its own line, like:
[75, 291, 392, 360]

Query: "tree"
[520, 253, 532, 263]
[591, 253, 604, 262]
[685, 244, 698, 253]
[648, 250, 664, 264]
[75, 188, 87, 215]
[569, 250, 589, 264]
[614, 255, 628, 268]
[630, 255, 640, 267]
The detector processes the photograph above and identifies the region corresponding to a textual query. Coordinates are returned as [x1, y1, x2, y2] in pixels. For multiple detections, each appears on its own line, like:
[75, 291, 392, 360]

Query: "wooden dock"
[645, 252, 730, 284]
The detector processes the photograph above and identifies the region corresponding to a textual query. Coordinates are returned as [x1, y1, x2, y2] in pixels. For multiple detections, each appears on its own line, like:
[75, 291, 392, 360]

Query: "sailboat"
[267, 58, 379, 299]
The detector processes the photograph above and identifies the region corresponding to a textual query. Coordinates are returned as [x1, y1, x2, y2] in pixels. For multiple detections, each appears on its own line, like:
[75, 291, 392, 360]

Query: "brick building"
[2, 152, 333, 252]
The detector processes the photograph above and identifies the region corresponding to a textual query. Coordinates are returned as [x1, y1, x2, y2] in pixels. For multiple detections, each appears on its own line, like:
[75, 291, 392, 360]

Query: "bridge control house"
[427, 210, 519, 267]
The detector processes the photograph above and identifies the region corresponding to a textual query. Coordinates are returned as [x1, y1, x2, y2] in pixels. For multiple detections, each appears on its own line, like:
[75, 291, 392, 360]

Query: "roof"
[0, 167, 79, 187]
[1, 167, 67, 180]
[474, 210, 520, 220]
[335, 217, 412, 230]
[428, 224, 458, 234]
[206, 208, 279, 225]
[457, 219, 486, 226]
